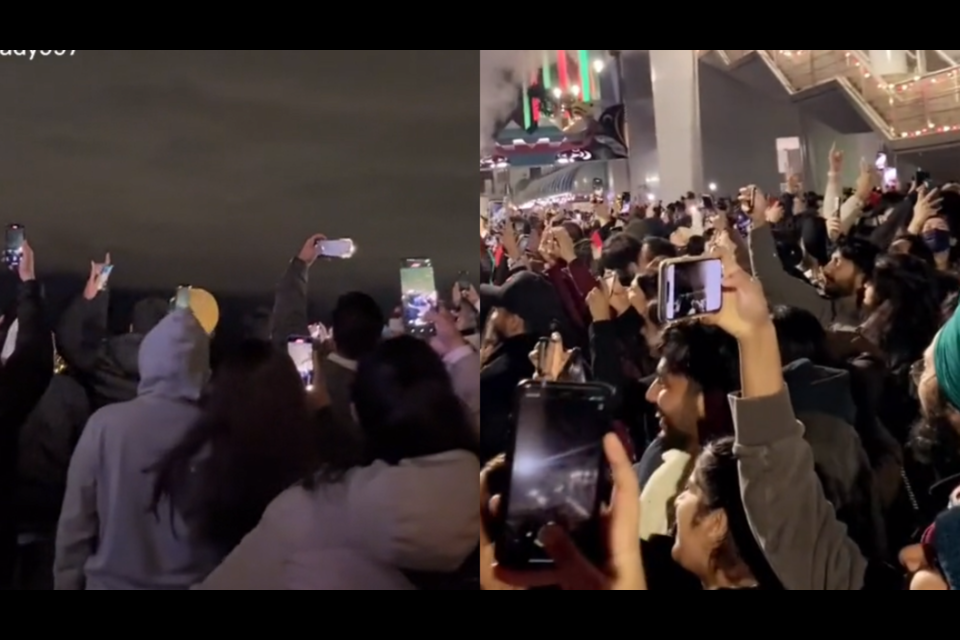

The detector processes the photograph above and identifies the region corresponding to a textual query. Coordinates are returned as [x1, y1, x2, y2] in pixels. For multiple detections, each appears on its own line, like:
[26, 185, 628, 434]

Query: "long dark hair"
[151, 340, 324, 552]
[348, 336, 478, 468]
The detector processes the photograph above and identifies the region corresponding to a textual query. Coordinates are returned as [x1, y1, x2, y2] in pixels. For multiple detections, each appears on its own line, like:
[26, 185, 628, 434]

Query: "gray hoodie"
[54, 310, 217, 590]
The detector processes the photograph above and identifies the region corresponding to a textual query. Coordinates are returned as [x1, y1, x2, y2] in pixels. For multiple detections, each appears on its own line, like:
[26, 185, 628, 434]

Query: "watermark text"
[0, 50, 76, 60]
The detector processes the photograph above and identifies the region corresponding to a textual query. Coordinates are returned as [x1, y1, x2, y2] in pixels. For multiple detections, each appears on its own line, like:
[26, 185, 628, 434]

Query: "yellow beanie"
[188, 288, 219, 334]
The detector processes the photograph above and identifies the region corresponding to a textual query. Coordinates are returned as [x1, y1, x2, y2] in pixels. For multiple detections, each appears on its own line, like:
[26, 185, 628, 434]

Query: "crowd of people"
[0, 233, 481, 590]
[479, 145, 960, 590]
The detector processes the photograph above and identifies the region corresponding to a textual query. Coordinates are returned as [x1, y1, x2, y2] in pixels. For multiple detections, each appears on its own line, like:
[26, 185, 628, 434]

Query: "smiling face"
[646, 358, 701, 450]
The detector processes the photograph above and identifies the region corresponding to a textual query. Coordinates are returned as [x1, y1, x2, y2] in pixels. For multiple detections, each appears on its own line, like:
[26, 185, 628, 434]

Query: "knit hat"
[187, 288, 220, 335]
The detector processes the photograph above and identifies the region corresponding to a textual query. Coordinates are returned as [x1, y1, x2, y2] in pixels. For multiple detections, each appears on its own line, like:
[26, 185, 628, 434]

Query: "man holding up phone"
[0, 241, 54, 588]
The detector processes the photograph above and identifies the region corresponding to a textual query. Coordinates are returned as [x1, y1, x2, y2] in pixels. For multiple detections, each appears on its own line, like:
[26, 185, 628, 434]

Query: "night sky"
[0, 50, 477, 315]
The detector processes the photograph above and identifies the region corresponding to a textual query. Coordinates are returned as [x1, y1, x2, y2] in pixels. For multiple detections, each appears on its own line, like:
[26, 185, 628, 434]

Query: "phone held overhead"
[315, 238, 356, 260]
[400, 258, 438, 337]
[657, 256, 724, 324]
[495, 380, 613, 570]
[3, 223, 25, 269]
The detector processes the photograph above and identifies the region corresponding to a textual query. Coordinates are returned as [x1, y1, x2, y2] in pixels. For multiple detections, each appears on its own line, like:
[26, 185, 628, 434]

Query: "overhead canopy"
[515, 162, 608, 206]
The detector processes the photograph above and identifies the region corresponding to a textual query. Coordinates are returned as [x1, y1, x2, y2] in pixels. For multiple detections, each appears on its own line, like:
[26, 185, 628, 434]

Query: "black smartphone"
[657, 256, 724, 323]
[287, 336, 315, 390]
[701, 195, 714, 210]
[4, 224, 25, 269]
[495, 381, 613, 570]
[741, 187, 757, 214]
[400, 258, 438, 337]
[915, 169, 931, 188]
[457, 270, 471, 292]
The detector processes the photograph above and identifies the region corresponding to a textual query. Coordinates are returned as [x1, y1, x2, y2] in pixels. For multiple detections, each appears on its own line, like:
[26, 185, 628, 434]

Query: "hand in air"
[855, 157, 875, 200]
[829, 142, 844, 173]
[738, 185, 768, 226]
[585, 287, 612, 322]
[702, 244, 771, 340]
[627, 275, 649, 316]
[18, 241, 35, 282]
[297, 234, 327, 266]
[83, 253, 111, 300]
[914, 186, 943, 227]
[765, 201, 785, 225]
[489, 434, 645, 591]
[826, 217, 843, 243]
[529, 330, 573, 381]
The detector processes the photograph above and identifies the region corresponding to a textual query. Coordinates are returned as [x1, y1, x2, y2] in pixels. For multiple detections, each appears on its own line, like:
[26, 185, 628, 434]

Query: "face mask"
[924, 229, 952, 254]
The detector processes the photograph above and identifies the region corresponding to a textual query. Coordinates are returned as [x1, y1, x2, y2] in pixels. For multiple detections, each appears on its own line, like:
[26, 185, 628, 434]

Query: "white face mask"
[1, 319, 18, 365]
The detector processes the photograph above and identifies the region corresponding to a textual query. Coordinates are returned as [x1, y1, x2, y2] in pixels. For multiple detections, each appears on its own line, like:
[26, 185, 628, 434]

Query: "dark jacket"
[480, 334, 537, 463]
[782, 359, 886, 560]
[270, 258, 308, 349]
[0, 280, 54, 587]
[16, 373, 91, 533]
[57, 292, 143, 410]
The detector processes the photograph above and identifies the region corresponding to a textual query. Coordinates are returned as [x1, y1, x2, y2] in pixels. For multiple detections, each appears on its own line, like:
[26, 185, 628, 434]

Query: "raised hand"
[18, 241, 35, 282]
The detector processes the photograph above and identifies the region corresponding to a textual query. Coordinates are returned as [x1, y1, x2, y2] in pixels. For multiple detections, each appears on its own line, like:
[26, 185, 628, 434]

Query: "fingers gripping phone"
[496, 381, 613, 570]
[657, 256, 724, 323]
[400, 258, 438, 337]
[4, 224, 25, 270]
[287, 336, 315, 390]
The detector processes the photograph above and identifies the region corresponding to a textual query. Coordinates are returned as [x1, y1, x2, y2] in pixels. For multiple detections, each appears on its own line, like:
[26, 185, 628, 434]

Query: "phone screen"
[287, 337, 314, 389]
[400, 258, 438, 336]
[316, 239, 355, 259]
[658, 258, 724, 323]
[701, 195, 714, 210]
[98, 264, 114, 291]
[4, 224, 25, 268]
[497, 383, 611, 569]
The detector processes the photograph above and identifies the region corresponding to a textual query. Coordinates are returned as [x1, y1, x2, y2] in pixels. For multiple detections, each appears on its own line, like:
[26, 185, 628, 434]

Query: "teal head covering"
[934, 311, 960, 409]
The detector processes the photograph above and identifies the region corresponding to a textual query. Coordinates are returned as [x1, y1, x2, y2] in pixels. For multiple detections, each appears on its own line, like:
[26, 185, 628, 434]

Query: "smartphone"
[657, 256, 724, 323]
[4, 224, 25, 269]
[400, 258, 438, 337]
[457, 270, 471, 292]
[741, 186, 757, 214]
[315, 238, 356, 259]
[701, 195, 714, 210]
[915, 170, 931, 189]
[495, 381, 613, 570]
[173, 286, 192, 311]
[98, 264, 114, 291]
[287, 336, 315, 390]
[832, 196, 842, 217]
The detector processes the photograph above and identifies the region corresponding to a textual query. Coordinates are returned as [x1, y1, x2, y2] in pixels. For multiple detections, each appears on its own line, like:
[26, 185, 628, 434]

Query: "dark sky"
[0, 50, 477, 312]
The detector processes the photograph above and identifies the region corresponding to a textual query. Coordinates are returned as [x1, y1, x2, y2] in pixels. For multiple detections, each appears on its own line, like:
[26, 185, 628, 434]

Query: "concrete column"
[648, 49, 704, 200]
[869, 50, 909, 76]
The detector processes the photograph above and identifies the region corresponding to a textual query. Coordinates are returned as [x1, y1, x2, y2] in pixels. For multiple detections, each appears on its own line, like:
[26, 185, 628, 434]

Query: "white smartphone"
[287, 336, 315, 390]
[173, 286, 192, 311]
[658, 257, 724, 323]
[315, 238, 356, 259]
[98, 264, 114, 291]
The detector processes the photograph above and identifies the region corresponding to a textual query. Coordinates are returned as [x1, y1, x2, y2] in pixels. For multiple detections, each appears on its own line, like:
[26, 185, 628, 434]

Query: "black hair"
[659, 322, 740, 394]
[861, 253, 941, 369]
[694, 438, 784, 589]
[350, 336, 478, 466]
[836, 236, 881, 280]
[642, 236, 679, 260]
[600, 233, 642, 273]
[892, 233, 936, 267]
[771, 304, 834, 367]
[684, 235, 706, 257]
[332, 292, 384, 360]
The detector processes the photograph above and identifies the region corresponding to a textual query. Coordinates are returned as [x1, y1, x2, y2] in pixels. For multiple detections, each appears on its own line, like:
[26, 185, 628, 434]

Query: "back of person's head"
[800, 215, 830, 266]
[352, 336, 478, 465]
[573, 238, 595, 272]
[863, 252, 940, 367]
[771, 304, 833, 366]
[151, 340, 323, 551]
[837, 236, 882, 281]
[561, 221, 584, 243]
[684, 235, 706, 257]
[600, 233, 642, 273]
[660, 322, 740, 395]
[132, 297, 169, 335]
[642, 236, 678, 260]
[332, 292, 384, 360]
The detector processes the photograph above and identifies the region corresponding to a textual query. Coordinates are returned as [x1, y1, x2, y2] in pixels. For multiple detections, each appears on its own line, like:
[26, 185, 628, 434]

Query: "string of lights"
[707, 50, 960, 140]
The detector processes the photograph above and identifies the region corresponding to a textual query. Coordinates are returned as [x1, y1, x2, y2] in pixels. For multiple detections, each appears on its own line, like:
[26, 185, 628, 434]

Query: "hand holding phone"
[657, 256, 724, 323]
[3, 224, 25, 270]
[400, 258, 438, 337]
[172, 286, 192, 311]
[495, 381, 613, 570]
[315, 238, 356, 259]
[287, 336, 315, 390]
